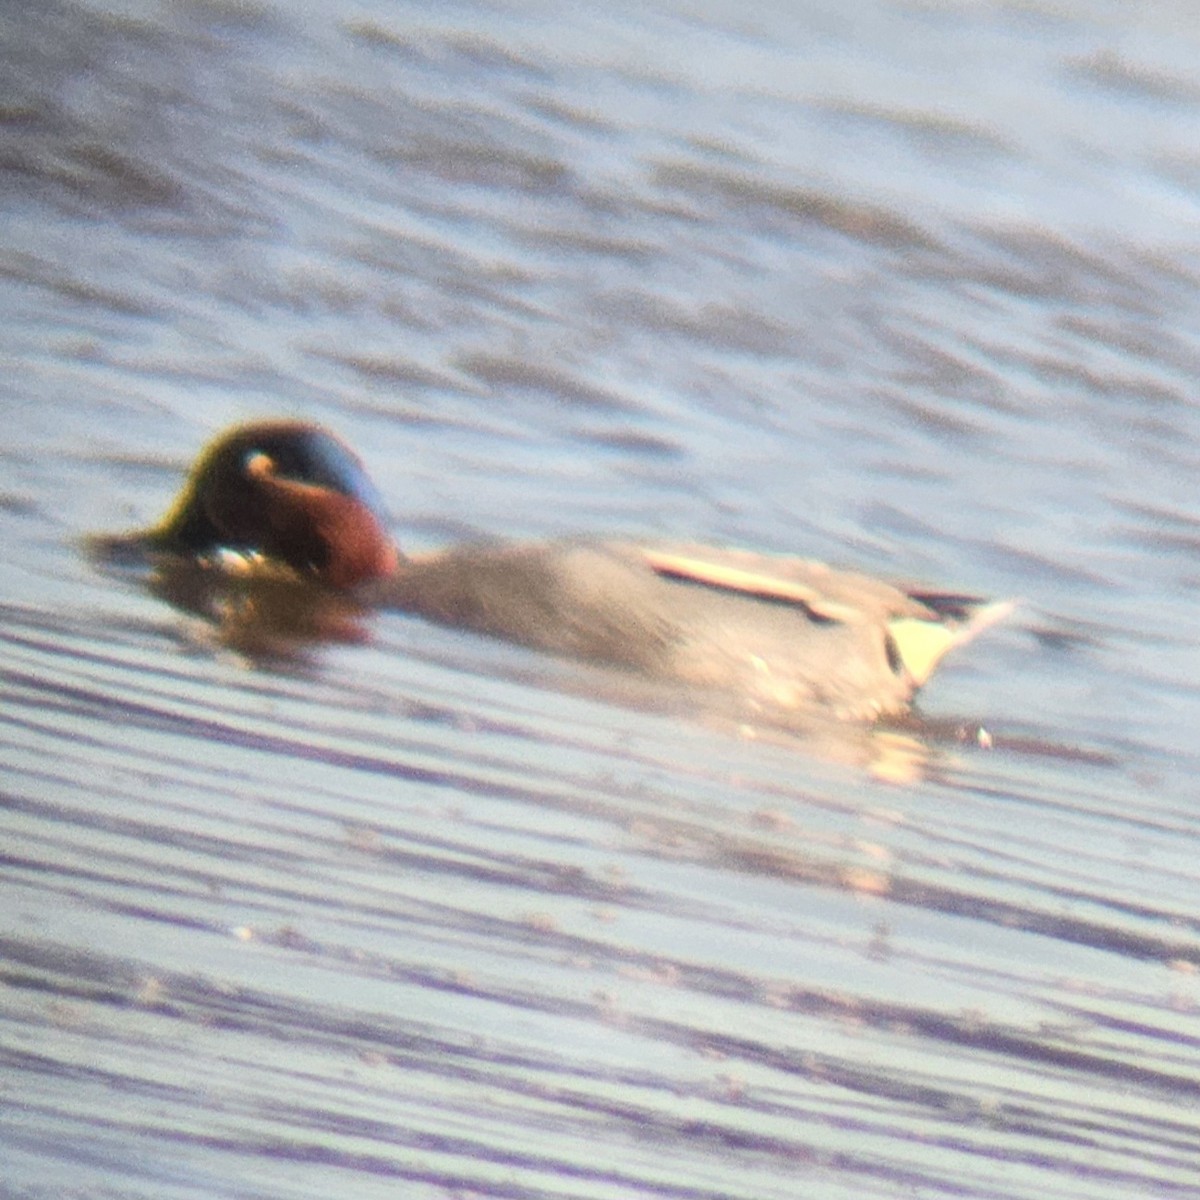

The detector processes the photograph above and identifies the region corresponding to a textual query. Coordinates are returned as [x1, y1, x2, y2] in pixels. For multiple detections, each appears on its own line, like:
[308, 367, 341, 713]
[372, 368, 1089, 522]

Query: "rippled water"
[3, 0, 1200, 1196]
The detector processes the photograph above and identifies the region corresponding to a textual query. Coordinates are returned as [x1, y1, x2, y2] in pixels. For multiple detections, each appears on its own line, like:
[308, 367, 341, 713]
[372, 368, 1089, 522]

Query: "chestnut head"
[151, 421, 399, 588]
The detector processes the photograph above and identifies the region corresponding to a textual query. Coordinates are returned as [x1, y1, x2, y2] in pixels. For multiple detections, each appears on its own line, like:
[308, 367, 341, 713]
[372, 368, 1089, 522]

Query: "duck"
[125, 419, 1012, 721]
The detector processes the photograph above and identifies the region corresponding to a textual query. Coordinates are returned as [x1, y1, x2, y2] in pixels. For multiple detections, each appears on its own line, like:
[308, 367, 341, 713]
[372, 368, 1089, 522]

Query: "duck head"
[148, 421, 400, 589]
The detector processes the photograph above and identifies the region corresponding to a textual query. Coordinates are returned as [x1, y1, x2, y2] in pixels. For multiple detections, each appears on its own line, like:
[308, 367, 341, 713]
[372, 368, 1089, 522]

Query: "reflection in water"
[110, 550, 1109, 785]
[3, 591, 1199, 1197]
[146, 559, 376, 660]
[93, 538, 957, 781]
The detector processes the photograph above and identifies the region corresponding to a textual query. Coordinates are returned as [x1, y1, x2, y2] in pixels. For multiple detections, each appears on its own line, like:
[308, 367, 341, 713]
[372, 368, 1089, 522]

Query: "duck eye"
[244, 451, 276, 479]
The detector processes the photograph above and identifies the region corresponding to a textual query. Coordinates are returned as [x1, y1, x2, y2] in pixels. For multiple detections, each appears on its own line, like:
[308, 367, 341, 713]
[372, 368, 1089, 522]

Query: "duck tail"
[888, 596, 1015, 688]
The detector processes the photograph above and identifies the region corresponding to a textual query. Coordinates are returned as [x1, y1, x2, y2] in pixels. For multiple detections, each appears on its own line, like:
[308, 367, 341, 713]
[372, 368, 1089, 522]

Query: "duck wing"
[640, 544, 932, 622]
[640, 543, 1012, 686]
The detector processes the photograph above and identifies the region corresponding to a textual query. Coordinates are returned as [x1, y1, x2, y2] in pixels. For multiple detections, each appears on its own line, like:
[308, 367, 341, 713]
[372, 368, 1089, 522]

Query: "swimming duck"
[129, 420, 1011, 721]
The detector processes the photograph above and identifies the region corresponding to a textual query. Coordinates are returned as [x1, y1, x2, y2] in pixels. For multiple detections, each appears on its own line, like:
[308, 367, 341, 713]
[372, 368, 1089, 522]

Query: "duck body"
[125, 421, 1011, 721]
[380, 539, 1001, 720]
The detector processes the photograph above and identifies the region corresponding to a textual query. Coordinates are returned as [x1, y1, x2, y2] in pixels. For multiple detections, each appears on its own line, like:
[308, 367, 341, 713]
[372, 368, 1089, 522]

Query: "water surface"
[3, 0, 1200, 1196]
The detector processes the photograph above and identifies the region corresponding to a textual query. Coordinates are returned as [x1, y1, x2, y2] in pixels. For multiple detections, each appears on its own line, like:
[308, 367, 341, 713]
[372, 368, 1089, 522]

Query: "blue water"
[3, 0, 1200, 1196]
